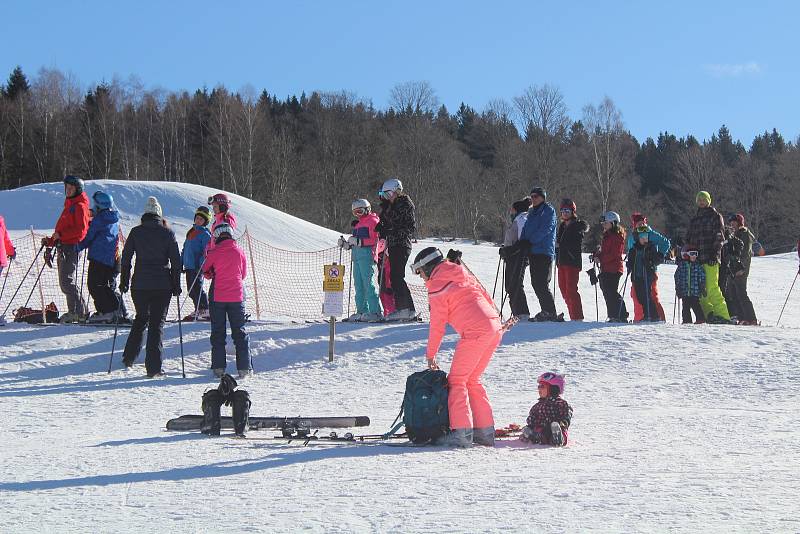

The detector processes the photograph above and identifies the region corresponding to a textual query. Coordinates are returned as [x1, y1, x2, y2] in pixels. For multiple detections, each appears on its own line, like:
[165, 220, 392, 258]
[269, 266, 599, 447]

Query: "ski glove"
[337, 236, 351, 250]
[173, 286, 182, 297]
[347, 236, 361, 248]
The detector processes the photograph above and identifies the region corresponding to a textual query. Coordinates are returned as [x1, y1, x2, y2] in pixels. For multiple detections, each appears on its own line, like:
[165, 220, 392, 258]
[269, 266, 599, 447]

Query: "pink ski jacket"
[203, 238, 247, 302]
[0, 215, 15, 267]
[425, 261, 501, 359]
[352, 212, 380, 248]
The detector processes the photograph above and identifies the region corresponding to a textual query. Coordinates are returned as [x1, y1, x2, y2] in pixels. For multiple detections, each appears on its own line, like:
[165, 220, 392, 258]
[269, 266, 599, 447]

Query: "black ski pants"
[123, 289, 172, 374]
[504, 251, 529, 316]
[528, 254, 556, 315]
[599, 272, 627, 320]
[681, 296, 705, 324]
[726, 273, 757, 322]
[388, 245, 415, 312]
[87, 260, 118, 313]
[185, 269, 209, 311]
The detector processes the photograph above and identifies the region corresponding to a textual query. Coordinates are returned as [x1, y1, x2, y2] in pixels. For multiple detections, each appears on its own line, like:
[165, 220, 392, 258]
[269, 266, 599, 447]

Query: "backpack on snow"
[395, 369, 450, 444]
[14, 302, 59, 324]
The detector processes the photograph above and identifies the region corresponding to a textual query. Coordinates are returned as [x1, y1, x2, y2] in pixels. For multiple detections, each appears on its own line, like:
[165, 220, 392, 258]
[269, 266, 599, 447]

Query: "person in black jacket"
[720, 224, 746, 321]
[376, 177, 417, 321]
[119, 196, 182, 377]
[555, 199, 589, 321]
[726, 213, 758, 325]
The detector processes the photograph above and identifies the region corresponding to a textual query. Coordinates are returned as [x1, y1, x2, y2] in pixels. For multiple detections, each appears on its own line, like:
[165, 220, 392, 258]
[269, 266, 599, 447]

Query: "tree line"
[1, 66, 798, 251]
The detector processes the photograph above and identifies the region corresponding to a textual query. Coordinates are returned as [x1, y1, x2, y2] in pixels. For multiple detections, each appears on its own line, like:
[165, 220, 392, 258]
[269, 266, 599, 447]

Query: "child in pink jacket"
[203, 223, 250, 378]
[0, 214, 16, 275]
[413, 247, 503, 447]
[338, 199, 383, 322]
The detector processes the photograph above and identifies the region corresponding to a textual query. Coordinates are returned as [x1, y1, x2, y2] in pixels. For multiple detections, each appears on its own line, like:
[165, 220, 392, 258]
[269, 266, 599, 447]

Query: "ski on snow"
[165, 414, 371, 432]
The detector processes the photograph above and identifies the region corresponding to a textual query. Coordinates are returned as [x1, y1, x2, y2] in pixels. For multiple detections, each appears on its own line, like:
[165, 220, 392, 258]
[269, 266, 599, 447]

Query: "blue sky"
[2, 0, 797, 145]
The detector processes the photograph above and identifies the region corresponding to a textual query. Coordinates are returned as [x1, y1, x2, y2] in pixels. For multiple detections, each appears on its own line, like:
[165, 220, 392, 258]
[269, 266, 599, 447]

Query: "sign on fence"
[322, 263, 344, 317]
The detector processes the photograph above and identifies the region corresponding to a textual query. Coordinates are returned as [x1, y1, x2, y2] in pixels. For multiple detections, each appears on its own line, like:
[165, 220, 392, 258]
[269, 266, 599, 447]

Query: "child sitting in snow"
[674, 244, 706, 324]
[203, 223, 251, 379]
[521, 372, 573, 447]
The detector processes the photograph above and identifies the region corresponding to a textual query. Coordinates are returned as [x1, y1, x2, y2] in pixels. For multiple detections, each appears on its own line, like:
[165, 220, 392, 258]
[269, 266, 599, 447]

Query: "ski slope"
[1, 181, 799, 533]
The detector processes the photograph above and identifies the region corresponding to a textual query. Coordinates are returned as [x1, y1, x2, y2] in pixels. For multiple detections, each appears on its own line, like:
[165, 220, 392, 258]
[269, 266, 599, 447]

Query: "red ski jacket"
[597, 230, 625, 274]
[55, 193, 90, 245]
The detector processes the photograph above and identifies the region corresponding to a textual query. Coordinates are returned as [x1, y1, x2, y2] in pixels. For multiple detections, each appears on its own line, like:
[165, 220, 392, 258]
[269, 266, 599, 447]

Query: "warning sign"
[323, 263, 345, 292]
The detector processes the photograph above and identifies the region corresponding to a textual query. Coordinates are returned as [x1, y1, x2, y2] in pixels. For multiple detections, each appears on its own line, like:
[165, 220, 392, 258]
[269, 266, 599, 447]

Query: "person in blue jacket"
[78, 191, 123, 322]
[181, 206, 212, 320]
[519, 187, 561, 321]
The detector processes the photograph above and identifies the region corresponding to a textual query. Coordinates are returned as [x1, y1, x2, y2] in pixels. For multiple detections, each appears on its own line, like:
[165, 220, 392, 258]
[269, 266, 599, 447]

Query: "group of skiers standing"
[499, 187, 763, 326]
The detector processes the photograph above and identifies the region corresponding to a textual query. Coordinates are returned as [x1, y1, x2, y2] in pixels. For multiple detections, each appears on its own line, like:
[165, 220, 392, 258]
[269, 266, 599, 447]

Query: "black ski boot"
[231, 390, 251, 437]
[201, 390, 223, 436]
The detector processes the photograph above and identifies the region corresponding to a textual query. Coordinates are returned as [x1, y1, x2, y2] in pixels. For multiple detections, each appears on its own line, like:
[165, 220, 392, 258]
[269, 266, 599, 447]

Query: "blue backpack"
[399, 369, 450, 444]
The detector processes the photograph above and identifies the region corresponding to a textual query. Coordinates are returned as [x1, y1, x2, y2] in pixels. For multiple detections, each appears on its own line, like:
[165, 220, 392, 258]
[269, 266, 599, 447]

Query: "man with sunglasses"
[375, 178, 417, 321]
[685, 191, 731, 323]
[625, 212, 670, 321]
[519, 187, 561, 321]
[725, 213, 758, 325]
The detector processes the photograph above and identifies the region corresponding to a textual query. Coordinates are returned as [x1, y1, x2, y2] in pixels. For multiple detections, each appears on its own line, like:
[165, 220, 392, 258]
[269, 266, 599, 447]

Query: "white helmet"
[380, 178, 403, 197]
[213, 223, 234, 239]
[600, 211, 620, 224]
[351, 199, 371, 213]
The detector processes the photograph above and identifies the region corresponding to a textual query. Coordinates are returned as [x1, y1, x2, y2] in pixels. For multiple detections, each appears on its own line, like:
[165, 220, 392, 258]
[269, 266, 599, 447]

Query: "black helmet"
[411, 247, 444, 277]
[63, 175, 84, 196]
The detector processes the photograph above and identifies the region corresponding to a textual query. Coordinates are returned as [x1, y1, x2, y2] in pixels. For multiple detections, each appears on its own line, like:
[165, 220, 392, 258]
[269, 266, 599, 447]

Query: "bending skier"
[414, 247, 503, 447]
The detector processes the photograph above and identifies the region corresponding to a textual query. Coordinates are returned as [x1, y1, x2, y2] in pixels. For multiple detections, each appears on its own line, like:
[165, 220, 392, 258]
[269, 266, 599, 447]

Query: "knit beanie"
[728, 213, 745, 226]
[530, 187, 547, 200]
[696, 191, 712, 205]
[144, 196, 163, 218]
[631, 212, 647, 226]
[512, 197, 532, 214]
[195, 206, 212, 226]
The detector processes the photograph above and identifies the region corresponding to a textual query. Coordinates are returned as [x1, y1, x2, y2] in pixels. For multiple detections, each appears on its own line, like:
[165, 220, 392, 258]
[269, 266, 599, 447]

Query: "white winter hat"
[144, 196, 163, 217]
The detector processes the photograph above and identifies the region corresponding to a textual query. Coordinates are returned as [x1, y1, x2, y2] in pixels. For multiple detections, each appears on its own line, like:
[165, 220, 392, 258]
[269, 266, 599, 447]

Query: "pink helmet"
[208, 193, 231, 206]
[537, 372, 565, 395]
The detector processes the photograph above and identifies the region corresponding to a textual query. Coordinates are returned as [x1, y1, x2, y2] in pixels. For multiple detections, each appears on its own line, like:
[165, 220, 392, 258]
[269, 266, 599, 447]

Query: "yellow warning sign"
[323, 263, 345, 292]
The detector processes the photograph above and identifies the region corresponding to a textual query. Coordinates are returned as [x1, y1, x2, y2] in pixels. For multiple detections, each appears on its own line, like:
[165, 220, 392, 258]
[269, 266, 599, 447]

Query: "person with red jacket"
[595, 211, 628, 322]
[0, 214, 15, 276]
[48, 176, 90, 321]
[414, 247, 503, 447]
[203, 223, 251, 379]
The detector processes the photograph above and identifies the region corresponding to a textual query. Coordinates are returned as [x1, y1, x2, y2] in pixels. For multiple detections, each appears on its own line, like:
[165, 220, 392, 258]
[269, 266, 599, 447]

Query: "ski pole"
[499, 259, 507, 319]
[79, 249, 88, 317]
[776, 271, 799, 327]
[492, 255, 501, 300]
[594, 259, 599, 322]
[180, 257, 207, 312]
[1, 243, 44, 318]
[177, 294, 186, 378]
[672, 293, 678, 324]
[0, 257, 13, 305]
[107, 295, 123, 373]
[22, 260, 49, 311]
[617, 271, 630, 320]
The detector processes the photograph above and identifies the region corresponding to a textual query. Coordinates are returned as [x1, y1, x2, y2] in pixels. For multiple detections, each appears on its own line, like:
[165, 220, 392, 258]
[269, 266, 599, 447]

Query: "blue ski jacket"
[77, 208, 120, 268]
[520, 202, 557, 257]
[182, 224, 211, 271]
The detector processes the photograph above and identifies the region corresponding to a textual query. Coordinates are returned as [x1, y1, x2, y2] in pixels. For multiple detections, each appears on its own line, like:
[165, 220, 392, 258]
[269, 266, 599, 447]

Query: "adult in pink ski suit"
[425, 259, 503, 445]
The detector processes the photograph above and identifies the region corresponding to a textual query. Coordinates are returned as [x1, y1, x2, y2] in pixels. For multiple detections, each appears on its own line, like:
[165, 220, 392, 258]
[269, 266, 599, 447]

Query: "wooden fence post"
[244, 227, 262, 320]
[30, 227, 46, 322]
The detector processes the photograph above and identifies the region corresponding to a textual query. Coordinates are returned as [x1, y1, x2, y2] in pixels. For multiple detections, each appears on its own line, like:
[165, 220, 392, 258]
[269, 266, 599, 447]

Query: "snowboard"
[166, 414, 371, 432]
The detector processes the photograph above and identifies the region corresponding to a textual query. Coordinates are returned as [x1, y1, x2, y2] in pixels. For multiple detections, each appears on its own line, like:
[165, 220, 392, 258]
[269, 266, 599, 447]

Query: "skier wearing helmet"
[203, 223, 251, 379]
[338, 199, 382, 322]
[520, 372, 573, 447]
[413, 246, 504, 447]
[594, 211, 629, 322]
[376, 178, 416, 321]
[47, 175, 91, 322]
[207, 192, 237, 252]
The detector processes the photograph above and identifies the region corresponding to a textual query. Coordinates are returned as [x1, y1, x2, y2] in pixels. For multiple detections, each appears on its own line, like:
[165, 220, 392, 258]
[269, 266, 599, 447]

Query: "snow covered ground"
[1, 182, 799, 532]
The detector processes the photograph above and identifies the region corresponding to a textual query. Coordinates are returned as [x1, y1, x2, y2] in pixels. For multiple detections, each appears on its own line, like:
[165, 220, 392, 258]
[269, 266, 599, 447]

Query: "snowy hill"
[1, 182, 800, 531]
[1, 180, 342, 251]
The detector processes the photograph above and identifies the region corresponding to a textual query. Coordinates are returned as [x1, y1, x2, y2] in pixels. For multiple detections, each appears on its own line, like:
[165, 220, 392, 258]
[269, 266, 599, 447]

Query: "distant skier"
[203, 223, 251, 379]
[519, 187, 561, 322]
[338, 199, 382, 322]
[626, 226, 666, 322]
[674, 244, 706, 324]
[46, 175, 90, 322]
[626, 212, 670, 321]
[555, 198, 588, 321]
[413, 246, 503, 447]
[725, 214, 758, 325]
[499, 197, 531, 320]
[685, 191, 730, 323]
[719, 226, 745, 320]
[0, 213, 15, 277]
[375, 178, 416, 321]
[77, 191, 122, 323]
[593, 211, 628, 322]
[207, 193, 237, 251]
[520, 372, 572, 447]
[181, 206, 212, 321]
[120, 196, 182, 378]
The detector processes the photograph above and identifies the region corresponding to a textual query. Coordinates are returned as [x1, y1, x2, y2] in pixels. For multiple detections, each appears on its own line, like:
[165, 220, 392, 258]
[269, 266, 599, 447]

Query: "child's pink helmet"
[538, 372, 565, 395]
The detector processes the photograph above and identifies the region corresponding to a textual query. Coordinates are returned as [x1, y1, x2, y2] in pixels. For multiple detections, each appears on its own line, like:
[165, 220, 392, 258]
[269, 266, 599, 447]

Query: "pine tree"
[4, 66, 30, 99]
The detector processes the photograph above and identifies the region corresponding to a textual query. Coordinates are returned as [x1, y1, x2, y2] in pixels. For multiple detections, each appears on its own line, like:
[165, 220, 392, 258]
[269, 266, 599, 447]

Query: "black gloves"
[586, 267, 598, 286]
[446, 249, 462, 264]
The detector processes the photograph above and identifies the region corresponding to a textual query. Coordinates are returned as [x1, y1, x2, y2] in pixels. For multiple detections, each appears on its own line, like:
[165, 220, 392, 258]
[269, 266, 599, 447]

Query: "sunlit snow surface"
[1, 181, 798, 532]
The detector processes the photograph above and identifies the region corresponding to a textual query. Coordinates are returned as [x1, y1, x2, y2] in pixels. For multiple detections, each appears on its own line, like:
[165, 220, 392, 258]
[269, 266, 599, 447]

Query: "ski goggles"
[560, 208, 573, 214]
[635, 224, 650, 233]
[682, 250, 699, 259]
[352, 207, 367, 216]
[378, 189, 395, 199]
[538, 372, 558, 381]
